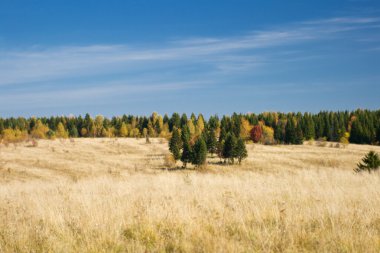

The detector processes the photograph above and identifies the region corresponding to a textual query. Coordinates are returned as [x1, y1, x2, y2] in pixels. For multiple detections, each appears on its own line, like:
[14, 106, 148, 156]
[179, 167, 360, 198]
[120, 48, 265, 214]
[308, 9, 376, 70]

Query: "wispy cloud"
[0, 15, 379, 114]
[0, 15, 378, 87]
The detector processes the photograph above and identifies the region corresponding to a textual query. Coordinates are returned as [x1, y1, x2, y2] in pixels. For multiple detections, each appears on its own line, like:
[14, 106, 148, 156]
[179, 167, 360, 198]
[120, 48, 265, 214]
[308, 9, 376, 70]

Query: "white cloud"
[0, 15, 378, 100]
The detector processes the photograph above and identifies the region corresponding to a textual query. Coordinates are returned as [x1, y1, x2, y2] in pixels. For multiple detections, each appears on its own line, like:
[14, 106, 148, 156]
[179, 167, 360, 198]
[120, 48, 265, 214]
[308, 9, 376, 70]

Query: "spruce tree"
[207, 129, 217, 157]
[223, 133, 237, 164]
[181, 125, 192, 168]
[192, 137, 207, 167]
[294, 122, 304, 145]
[285, 118, 296, 144]
[235, 138, 248, 165]
[355, 151, 380, 173]
[169, 127, 182, 162]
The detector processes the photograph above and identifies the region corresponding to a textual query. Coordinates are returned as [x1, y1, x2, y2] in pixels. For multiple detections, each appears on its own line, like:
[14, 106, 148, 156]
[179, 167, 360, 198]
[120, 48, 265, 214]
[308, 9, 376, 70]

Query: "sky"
[0, 0, 379, 118]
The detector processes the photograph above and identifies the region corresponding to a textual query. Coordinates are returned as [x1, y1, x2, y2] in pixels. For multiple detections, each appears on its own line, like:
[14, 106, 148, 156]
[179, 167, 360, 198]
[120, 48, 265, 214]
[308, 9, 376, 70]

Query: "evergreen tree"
[285, 118, 296, 144]
[355, 151, 380, 173]
[169, 113, 181, 131]
[181, 125, 192, 168]
[169, 127, 182, 162]
[223, 133, 237, 164]
[350, 120, 363, 144]
[180, 113, 188, 128]
[303, 114, 315, 140]
[274, 121, 285, 144]
[235, 138, 248, 165]
[294, 122, 304, 145]
[206, 129, 218, 157]
[192, 137, 207, 167]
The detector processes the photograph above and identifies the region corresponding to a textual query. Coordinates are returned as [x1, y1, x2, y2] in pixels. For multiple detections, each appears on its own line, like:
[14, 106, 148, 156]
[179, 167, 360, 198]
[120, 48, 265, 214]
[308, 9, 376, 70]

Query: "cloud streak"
[0, 15, 379, 115]
[0, 15, 378, 87]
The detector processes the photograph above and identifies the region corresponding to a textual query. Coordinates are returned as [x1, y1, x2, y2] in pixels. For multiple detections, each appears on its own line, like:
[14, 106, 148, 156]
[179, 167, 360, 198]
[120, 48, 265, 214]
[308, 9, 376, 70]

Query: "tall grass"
[0, 139, 379, 252]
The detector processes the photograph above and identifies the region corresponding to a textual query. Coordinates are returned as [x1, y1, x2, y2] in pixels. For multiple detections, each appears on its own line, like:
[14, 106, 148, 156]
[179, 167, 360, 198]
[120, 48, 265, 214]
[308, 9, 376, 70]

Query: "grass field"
[0, 138, 380, 252]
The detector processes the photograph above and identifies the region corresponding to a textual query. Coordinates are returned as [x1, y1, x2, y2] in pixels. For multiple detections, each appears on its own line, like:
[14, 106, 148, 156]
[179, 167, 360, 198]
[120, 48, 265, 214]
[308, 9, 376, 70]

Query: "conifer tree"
[192, 136, 207, 167]
[170, 113, 181, 131]
[207, 128, 218, 157]
[180, 113, 188, 128]
[181, 125, 192, 168]
[223, 133, 237, 164]
[355, 151, 380, 173]
[294, 122, 304, 145]
[235, 138, 248, 164]
[169, 127, 182, 162]
[285, 118, 296, 144]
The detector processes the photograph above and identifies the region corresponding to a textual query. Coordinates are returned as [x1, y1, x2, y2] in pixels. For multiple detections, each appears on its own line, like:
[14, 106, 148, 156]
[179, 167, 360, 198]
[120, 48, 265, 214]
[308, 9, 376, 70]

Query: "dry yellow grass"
[0, 138, 380, 252]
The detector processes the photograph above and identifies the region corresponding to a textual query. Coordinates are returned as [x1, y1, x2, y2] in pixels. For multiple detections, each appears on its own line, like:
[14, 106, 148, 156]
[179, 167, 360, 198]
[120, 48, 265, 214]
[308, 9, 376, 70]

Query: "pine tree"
[350, 120, 363, 144]
[181, 125, 192, 168]
[206, 129, 218, 157]
[223, 133, 237, 164]
[192, 137, 207, 167]
[274, 121, 285, 144]
[285, 118, 296, 144]
[294, 122, 303, 145]
[355, 151, 380, 173]
[169, 127, 182, 162]
[180, 113, 188, 128]
[235, 138, 248, 165]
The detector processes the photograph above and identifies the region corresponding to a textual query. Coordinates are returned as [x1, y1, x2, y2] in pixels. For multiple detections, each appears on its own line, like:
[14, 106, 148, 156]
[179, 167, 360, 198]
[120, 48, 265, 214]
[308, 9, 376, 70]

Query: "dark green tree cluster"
[169, 126, 207, 168]
[1, 109, 379, 145]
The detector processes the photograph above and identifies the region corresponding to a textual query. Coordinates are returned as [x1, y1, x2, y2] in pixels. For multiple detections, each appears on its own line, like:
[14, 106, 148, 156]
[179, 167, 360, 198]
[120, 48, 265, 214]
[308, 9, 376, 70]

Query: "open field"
[1, 139, 380, 252]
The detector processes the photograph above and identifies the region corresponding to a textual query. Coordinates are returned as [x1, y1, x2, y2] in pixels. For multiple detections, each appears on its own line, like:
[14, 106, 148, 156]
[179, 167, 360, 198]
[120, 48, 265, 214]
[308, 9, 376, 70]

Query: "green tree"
[223, 133, 237, 164]
[207, 129, 218, 157]
[355, 151, 380, 173]
[235, 138, 248, 165]
[169, 127, 182, 162]
[181, 125, 192, 168]
[285, 118, 296, 144]
[294, 122, 304, 145]
[192, 137, 207, 167]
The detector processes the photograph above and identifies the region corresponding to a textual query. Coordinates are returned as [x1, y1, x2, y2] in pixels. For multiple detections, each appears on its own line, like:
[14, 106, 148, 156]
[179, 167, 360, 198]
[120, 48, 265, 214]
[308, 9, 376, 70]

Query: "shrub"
[354, 151, 380, 173]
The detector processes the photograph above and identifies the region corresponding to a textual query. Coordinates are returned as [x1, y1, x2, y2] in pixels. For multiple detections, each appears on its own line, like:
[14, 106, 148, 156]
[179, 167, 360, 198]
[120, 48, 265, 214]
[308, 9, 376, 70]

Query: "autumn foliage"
[250, 125, 262, 143]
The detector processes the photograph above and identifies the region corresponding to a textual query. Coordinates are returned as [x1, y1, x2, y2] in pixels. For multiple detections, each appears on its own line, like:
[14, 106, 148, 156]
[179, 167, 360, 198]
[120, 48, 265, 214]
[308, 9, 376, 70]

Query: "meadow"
[0, 138, 380, 252]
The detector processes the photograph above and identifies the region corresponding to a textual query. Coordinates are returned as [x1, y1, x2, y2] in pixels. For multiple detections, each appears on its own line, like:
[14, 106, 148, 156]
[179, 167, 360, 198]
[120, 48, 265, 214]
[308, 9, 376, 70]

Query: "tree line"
[0, 109, 379, 146]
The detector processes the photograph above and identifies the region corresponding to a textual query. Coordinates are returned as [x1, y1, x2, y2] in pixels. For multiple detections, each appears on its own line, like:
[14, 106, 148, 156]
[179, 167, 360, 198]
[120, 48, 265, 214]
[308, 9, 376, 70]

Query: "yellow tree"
[31, 120, 50, 139]
[240, 118, 252, 140]
[196, 114, 205, 136]
[187, 120, 196, 138]
[119, 122, 128, 137]
[56, 122, 69, 138]
[262, 125, 274, 145]
[94, 115, 104, 137]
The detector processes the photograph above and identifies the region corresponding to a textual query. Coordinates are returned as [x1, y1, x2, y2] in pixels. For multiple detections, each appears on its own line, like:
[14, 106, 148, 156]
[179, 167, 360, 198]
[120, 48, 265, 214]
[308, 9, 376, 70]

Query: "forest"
[0, 109, 379, 147]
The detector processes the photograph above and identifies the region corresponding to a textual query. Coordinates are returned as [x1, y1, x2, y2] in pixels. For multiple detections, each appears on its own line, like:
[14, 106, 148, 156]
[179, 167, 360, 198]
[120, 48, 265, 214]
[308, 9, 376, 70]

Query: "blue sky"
[0, 0, 379, 117]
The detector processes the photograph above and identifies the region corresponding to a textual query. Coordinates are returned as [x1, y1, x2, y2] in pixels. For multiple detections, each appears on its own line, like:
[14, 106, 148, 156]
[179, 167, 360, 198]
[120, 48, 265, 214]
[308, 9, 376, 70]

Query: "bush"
[355, 151, 380, 173]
